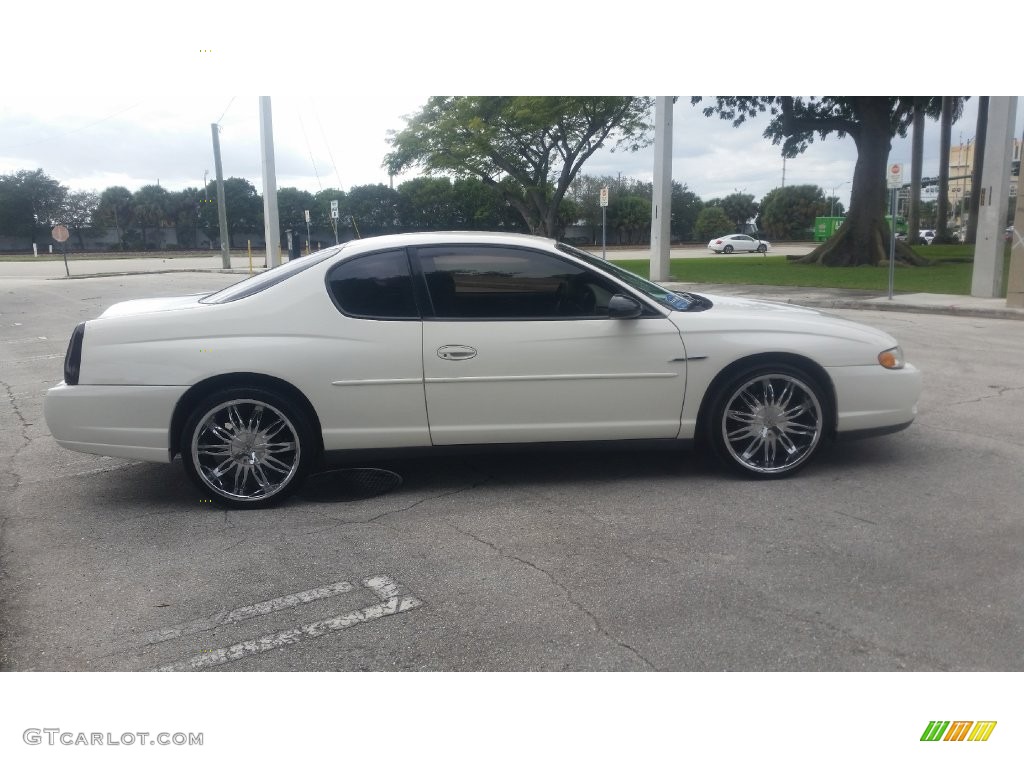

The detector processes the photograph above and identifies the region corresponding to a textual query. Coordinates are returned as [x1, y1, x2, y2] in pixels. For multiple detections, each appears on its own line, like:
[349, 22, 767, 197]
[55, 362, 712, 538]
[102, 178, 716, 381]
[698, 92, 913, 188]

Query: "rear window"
[201, 247, 342, 304]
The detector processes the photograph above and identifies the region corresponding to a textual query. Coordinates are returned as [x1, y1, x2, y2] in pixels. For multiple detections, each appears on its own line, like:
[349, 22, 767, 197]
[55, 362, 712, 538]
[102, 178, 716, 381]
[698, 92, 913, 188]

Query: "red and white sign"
[599, 186, 609, 208]
[51, 225, 70, 243]
[886, 163, 903, 189]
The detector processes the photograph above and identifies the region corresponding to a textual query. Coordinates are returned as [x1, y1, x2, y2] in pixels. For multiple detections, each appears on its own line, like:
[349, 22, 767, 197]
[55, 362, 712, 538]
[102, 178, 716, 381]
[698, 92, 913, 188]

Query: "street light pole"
[830, 181, 850, 218]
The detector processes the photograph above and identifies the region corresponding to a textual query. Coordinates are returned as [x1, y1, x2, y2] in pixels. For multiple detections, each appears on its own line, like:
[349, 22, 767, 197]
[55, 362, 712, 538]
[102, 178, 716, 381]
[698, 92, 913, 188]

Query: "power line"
[0, 103, 140, 152]
[298, 112, 337, 242]
[216, 97, 236, 126]
[313, 102, 344, 191]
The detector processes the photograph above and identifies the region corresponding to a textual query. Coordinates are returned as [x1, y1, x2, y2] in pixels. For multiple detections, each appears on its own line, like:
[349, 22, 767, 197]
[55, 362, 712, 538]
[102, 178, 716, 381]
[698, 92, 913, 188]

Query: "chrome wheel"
[719, 373, 823, 475]
[190, 398, 301, 502]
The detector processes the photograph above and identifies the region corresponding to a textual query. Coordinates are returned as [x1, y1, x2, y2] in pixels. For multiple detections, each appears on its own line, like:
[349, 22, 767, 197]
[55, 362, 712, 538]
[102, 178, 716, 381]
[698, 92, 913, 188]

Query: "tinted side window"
[417, 245, 622, 319]
[327, 249, 418, 319]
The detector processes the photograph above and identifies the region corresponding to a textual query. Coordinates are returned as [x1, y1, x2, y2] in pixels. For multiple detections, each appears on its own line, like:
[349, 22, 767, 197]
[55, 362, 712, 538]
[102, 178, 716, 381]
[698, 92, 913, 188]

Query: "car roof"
[339, 231, 556, 255]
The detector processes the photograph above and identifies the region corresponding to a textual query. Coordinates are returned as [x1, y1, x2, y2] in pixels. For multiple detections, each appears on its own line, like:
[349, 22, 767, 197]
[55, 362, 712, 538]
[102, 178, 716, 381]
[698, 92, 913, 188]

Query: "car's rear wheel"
[181, 387, 315, 507]
[723, 245, 734, 254]
[707, 364, 827, 478]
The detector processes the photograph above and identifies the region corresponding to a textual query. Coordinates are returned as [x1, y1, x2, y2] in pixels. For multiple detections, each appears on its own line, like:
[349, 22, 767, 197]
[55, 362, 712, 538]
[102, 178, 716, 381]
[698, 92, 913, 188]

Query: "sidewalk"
[1, 254, 1021, 321]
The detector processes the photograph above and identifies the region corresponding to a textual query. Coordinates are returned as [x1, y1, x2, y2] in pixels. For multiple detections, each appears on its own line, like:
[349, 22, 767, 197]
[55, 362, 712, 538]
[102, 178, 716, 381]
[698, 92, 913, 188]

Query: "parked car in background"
[918, 229, 936, 245]
[44, 231, 921, 507]
[707, 234, 770, 254]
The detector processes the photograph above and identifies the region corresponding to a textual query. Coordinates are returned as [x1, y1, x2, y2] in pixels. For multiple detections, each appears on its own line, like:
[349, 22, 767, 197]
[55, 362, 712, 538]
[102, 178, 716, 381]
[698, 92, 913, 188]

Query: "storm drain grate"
[299, 467, 403, 502]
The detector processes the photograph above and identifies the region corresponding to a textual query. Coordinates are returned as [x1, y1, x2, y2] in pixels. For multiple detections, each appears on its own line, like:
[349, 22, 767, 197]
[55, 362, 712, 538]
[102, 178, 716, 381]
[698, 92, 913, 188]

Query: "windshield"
[201, 246, 343, 304]
[556, 243, 693, 311]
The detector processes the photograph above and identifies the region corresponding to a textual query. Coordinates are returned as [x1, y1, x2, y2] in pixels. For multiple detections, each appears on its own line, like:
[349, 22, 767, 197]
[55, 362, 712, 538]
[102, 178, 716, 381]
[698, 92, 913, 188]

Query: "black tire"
[756, 244, 767, 253]
[181, 386, 316, 508]
[723, 245, 734, 254]
[705, 363, 828, 479]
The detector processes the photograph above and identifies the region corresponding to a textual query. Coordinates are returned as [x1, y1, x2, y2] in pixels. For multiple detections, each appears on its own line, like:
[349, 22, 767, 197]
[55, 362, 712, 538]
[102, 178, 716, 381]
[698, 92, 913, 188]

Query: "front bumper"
[43, 383, 188, 463]
[827, 362, 922, 435]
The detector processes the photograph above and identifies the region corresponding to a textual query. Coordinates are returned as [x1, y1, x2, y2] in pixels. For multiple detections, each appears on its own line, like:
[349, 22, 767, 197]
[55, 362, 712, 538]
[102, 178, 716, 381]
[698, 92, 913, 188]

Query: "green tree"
[346, 184, 400, 237]
[199, 178, 263, 247]
[384, 97, 653, 237]
[719, 192, 758, 231]
[60, 190, 100, 250]
[276, 187, 316, 243]
[567, 174, 615, 242]
[132, 184, 173, 248]
[170, 188, 202, 249]
[95, 186, 134, 250]
[694, 206, 733, 242]
[397, 177, 458, 231]
[0, 169, 67, 241]
[695, 97, 936, 266]
[609, 195, 651, 244]
[758, 185, 828, 240]
[671, 182, 703, 242]
[450, 177, 524, 231]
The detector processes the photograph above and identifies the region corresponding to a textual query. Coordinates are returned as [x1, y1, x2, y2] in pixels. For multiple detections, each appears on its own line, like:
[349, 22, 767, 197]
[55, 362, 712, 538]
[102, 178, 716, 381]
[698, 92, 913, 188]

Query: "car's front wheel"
[756, 244, 767, 253]
[181, 387, 315, 507]
[707, 364, 827, 478]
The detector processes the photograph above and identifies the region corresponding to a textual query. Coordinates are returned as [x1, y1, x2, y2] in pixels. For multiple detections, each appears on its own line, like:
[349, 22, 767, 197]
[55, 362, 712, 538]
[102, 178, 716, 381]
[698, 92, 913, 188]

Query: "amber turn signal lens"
[878, 347, 905, 369]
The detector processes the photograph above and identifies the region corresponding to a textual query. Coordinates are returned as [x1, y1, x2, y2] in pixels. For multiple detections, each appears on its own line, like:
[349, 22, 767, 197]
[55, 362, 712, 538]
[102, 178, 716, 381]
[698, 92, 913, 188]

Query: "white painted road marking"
[153, 576, 422, 671]
[141, 580, 355, 645]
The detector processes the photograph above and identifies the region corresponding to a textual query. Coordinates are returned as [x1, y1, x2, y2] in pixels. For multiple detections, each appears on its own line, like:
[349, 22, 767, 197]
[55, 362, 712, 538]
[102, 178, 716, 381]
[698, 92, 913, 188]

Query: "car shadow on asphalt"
[62, 436, 912, 511]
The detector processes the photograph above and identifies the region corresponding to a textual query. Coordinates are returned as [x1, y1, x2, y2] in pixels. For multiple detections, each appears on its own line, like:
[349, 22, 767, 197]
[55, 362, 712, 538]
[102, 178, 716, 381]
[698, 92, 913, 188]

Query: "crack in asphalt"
[299, 473, 492, 535]
[444, 519, 657, 671]
[947, 384, 1024, 408]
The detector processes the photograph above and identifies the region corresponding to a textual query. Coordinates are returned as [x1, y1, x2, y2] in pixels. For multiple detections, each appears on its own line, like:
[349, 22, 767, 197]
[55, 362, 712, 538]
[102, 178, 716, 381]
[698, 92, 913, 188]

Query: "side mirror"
[607, 294, 642, 319]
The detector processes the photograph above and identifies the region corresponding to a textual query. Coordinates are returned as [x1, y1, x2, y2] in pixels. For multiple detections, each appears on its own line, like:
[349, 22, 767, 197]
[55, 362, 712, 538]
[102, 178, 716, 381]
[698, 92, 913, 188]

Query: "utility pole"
[211, 124, 231, 268]
[649, 97, 673, 282]
[259, 97, 281, 268]
[972, 96, 1017, 298]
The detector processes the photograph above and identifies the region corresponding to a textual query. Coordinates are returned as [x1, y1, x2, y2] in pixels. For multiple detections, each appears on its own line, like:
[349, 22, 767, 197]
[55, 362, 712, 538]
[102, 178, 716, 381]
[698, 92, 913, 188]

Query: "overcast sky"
[2, 3, 1021, 213]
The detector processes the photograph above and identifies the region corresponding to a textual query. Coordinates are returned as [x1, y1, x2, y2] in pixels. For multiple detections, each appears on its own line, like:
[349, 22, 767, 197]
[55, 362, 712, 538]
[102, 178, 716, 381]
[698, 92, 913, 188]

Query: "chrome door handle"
[437, 345, 477, 361]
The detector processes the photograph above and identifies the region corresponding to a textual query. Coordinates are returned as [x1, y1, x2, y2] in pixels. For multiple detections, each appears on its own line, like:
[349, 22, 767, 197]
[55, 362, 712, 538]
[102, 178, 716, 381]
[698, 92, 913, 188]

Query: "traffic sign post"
[600, 186, 609, 260]
[51, 224, 70, 277]
[304, 209, 311, 255]
[887, 164, 903, 299]
[330, 200, 339, 244]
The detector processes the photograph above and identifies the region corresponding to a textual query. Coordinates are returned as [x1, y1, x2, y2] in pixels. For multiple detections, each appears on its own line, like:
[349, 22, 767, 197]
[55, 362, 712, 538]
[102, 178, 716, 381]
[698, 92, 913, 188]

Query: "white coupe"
[707, 233, 770, 254]
[44, 232, 921, 507]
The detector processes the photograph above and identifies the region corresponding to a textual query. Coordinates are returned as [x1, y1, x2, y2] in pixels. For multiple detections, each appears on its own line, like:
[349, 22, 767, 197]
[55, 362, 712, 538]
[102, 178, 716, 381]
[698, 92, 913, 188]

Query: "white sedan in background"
[708, 233, 771, 254]
[44, 231, 920, 507]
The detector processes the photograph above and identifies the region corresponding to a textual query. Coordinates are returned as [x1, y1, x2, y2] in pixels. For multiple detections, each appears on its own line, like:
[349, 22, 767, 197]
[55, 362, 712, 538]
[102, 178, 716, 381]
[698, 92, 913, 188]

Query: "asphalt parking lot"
[1, 272, 1022, 671]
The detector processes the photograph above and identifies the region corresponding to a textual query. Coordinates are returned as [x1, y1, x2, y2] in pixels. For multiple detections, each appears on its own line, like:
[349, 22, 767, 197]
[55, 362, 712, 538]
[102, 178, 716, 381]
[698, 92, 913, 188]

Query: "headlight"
[878, 346, 905, 370]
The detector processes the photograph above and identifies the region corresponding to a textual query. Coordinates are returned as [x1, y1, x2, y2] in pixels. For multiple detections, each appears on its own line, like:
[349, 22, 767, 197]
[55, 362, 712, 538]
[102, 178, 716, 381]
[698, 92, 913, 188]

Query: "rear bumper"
[43, 383, 188, 463]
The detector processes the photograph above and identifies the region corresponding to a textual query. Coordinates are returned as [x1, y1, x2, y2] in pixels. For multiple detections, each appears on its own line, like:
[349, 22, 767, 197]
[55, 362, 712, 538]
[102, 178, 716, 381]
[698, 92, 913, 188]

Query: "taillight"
[715, 239, 722, 244]
[63, 322, 85, 385]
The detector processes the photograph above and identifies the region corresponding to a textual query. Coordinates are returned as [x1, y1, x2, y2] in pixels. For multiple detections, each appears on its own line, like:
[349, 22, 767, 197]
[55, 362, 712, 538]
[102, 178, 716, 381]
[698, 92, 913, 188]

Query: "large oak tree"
[384, 97, 653, 237]
[695, 97, 940, 266]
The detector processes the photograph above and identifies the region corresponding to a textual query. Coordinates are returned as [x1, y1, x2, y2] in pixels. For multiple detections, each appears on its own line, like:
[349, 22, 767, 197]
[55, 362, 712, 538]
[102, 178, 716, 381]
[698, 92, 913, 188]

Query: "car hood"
[98, 294, 209, 319]
[674, 292, 898, 348]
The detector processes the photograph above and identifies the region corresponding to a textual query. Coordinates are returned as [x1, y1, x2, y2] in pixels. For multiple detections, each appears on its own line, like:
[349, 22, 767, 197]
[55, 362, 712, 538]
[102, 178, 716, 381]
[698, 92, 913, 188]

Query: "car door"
[413, 244, 687, 445]
[735, 235, 754, 252]
[321, 248, 429, 450]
